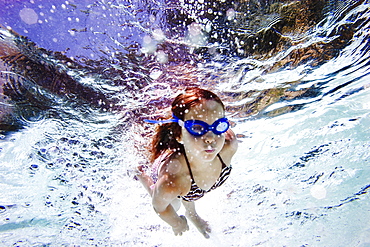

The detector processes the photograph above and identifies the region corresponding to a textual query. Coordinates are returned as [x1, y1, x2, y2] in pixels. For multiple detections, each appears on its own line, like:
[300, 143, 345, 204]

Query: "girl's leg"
[182, 200, 211, 239]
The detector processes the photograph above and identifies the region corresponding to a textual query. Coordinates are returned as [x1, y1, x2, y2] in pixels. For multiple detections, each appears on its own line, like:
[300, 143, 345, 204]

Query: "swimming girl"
[137, 87, 238, 238]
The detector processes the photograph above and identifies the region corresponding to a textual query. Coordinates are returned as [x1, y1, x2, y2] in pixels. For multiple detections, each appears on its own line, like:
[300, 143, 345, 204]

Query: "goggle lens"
[216, 121, 229, 132]
[189, 124, 206, 135]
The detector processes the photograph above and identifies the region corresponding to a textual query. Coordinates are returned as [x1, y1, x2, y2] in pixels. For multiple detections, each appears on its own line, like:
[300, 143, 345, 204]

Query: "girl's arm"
[152, 165, 190, 235]
[219, 129, 238, 165]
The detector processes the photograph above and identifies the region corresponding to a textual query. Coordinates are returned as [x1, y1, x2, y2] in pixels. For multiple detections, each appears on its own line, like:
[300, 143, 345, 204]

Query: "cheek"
[181, 130, 195, 144]
[182, 132, 202, 148]
[213, 135, 226, 148]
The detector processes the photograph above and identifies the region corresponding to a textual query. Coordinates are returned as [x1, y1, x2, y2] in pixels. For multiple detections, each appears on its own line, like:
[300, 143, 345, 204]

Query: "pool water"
[0, 0, 369, 246]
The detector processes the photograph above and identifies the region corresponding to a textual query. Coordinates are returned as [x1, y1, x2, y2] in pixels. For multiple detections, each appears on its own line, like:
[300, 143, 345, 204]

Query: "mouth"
[204, 148, 216, 153]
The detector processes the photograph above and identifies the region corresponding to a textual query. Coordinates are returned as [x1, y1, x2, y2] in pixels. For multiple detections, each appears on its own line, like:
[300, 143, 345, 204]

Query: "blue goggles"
[145, 115, 230, 137]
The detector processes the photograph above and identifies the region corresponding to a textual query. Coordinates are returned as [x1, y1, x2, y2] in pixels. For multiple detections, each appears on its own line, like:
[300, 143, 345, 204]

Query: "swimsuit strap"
[217, 153, 227, 169]
[183, 151, 195, 182]
[183, 152, 226, 183]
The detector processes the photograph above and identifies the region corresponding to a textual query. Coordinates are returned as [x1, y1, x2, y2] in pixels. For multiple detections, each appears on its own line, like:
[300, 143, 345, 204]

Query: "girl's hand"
[172, 215, 189, 236]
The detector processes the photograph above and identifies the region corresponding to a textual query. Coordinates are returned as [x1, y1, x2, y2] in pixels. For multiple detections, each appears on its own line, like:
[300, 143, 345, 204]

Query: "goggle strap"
[144, 118, 178, 124]
[171, 115, 184, 127]
[144, 114, 183, 126]
[177, 119, 184, 127]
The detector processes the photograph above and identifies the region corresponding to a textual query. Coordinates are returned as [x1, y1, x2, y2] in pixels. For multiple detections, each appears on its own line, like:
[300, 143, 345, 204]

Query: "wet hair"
[149, 87, 225, 163]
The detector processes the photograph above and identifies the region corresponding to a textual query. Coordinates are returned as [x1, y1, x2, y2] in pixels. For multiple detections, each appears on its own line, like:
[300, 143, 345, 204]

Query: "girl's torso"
[153, 150, 232, 202]
[181, 152, 232, 202]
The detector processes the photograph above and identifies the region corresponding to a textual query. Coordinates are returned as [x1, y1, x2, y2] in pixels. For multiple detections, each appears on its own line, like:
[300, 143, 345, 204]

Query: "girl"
[137, 88, 238, 238]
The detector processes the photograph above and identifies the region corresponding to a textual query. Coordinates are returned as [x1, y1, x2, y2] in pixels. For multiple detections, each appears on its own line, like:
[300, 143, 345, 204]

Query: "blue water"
[1, 0, 369, 246]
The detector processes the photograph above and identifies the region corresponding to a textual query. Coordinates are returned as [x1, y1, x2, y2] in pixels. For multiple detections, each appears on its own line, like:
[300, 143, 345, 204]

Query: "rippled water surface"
[1, 0, 369, 246]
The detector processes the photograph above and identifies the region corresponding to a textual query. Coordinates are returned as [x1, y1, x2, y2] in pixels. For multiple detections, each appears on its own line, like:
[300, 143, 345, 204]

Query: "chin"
[201, 151, 218, 161]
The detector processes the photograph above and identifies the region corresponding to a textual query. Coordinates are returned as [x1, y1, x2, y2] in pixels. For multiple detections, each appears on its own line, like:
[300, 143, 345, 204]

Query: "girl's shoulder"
[157, 151, 187, 177]
[156, 151, 192, 196]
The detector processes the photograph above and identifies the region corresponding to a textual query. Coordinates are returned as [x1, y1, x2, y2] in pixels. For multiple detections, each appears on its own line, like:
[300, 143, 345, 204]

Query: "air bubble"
[226, 8, 235, 20]
[152, 29, 165, 41]
[150, 69, 163, 79]
[310, 185, 327, 199]
[156, 51, 168, 64]
[19, 8, 38, 25]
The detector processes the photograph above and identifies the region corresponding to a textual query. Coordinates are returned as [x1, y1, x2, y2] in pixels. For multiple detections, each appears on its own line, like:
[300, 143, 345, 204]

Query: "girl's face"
[179, 99, 226, 162]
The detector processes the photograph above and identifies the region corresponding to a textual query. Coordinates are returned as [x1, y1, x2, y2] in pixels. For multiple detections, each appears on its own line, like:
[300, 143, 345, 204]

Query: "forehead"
[184, 100, 224, 122]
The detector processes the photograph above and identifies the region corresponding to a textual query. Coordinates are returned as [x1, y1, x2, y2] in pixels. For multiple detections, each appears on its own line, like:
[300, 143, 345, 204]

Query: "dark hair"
[149, 87, 224, 163]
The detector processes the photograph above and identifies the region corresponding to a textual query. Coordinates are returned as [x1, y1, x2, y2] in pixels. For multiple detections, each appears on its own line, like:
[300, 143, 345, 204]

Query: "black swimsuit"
[181, 152, 232, 202]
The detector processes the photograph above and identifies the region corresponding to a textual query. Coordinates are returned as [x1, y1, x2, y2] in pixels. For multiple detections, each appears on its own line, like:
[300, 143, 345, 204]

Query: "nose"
[203, 131, 215, 144]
